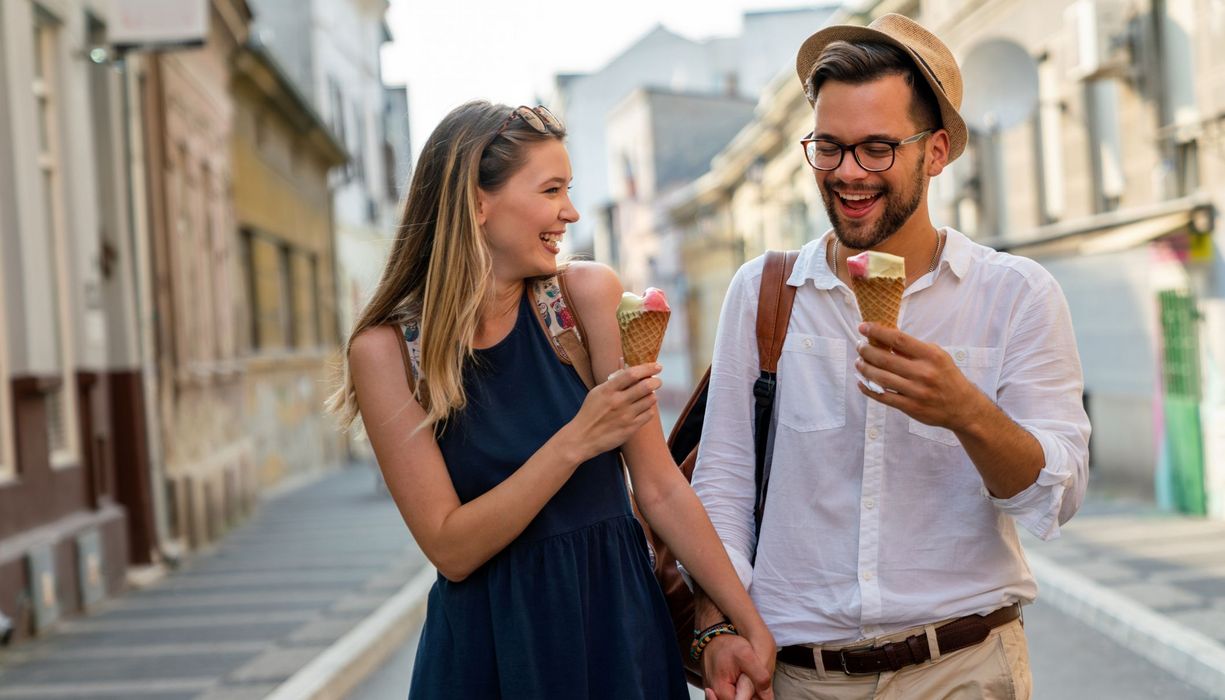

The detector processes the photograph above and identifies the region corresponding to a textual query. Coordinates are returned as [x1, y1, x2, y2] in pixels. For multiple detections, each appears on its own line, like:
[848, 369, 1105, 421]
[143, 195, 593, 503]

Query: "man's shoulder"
[736, 238, 824, 293]
[956, 231, 1059, 294]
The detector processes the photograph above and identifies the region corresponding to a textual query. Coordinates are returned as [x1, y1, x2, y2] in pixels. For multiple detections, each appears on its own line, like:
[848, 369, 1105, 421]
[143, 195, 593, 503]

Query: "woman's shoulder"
[560, 261, 622, 307]
[349, 324, 411, 380]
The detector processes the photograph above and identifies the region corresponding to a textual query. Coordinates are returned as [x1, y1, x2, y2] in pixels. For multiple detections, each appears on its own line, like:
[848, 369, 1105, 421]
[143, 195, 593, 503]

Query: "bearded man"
[688, 14, 1091, 700]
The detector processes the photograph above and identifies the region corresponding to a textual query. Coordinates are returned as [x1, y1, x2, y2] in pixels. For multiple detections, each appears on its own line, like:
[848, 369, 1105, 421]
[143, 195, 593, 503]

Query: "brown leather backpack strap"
[756, 251, 800, 371]
[751, 250, 799, 542]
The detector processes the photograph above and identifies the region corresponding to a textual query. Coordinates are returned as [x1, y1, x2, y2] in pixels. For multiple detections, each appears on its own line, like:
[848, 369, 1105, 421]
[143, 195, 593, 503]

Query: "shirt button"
[862, 571, 874, 581]
[955, 350, 968, 363]
[868, 428, 880, 440]
[803, 338, 814, 349]
[864, 498, 875, 510]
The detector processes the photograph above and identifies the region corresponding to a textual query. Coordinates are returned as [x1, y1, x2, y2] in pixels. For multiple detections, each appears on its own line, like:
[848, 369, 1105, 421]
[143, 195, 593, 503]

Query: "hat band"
[908, 50, 945, 93]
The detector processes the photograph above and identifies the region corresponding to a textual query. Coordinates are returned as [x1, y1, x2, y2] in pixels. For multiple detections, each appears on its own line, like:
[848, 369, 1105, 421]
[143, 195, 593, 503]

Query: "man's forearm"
[955, 393, 1045, 498]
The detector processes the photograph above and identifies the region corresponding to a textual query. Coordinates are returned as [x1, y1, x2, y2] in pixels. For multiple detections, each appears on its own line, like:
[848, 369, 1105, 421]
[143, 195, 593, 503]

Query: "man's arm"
[853, 326, 1044, 498]
[687, 261, 777, 699]
[856, 270, 1090, 538]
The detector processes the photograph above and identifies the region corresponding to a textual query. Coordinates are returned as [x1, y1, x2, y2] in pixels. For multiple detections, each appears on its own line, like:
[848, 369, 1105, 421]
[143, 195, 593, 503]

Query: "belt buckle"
[838, 646, 878, 677]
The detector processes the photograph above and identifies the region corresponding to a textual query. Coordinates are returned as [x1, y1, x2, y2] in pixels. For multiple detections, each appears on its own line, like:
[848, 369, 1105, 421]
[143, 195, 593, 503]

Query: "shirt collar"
[786, 226, 973, 288]
[938, 226, 972, 279]
[787, 231, 839, 289]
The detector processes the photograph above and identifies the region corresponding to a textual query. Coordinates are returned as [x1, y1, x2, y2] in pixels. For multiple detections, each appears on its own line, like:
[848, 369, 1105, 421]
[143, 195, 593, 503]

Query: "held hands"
[702, 633, 775, 700]
[854, 323, 985, 431]
[563, 363, 662, 462]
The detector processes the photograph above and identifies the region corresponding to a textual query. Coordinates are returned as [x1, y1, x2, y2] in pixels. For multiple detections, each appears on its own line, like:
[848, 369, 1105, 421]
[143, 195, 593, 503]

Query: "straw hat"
[795, 13, 967, 163]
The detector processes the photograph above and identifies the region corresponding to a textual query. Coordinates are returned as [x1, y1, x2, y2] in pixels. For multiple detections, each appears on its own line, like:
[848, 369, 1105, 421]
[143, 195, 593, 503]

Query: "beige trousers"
[773, 619, 1031, 700]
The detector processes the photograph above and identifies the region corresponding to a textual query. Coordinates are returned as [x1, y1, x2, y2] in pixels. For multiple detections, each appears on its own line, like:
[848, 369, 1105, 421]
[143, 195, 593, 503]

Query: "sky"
[381, 0, 855, 160]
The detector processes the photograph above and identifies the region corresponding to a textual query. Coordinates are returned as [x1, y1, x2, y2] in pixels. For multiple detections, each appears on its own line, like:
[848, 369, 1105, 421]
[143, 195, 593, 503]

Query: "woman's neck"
[473, 278, 524, 348]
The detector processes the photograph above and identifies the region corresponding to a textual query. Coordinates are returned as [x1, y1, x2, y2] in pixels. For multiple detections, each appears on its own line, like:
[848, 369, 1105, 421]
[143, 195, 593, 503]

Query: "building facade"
[249, 0, 406, 352]
[231, 41, 347, 488]
[907, 0, 1223, 513]
[137, 0, 257, 550]
[0, 0, 146, 642]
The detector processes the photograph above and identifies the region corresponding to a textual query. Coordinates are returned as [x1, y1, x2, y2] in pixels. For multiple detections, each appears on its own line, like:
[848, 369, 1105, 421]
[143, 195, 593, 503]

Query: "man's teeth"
[840, 192, 878, 201]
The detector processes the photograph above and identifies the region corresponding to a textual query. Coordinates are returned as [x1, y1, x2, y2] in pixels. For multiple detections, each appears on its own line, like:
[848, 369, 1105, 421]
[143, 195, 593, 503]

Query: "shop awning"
[997, 194, 1213, 258]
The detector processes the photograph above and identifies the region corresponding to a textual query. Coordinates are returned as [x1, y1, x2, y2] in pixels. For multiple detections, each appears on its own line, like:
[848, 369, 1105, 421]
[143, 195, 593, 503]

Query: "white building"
[249, 0, 408, 343]
[553, 6, 842, 260]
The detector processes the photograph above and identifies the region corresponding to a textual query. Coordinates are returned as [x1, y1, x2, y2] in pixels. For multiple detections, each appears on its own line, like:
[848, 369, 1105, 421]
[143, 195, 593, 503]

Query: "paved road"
[352, 600, 1206, 699]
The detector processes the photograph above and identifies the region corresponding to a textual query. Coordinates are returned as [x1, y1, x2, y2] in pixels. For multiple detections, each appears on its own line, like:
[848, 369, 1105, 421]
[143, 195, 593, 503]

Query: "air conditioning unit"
[1066, 0, 1132, 81]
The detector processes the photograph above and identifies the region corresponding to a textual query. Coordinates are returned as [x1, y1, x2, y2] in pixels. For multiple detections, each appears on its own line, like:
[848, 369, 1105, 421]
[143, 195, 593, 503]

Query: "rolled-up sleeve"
[686, 261, 764, 591]
[986, 269, 1091, 540]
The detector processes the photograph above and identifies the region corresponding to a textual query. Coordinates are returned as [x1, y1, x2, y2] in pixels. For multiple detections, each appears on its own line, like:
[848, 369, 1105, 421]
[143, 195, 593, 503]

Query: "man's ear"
[926, 130, 950, 177]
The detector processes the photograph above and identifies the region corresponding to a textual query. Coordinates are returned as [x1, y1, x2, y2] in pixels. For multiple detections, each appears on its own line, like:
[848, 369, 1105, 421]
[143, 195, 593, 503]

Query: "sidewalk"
[0, 465, 431, 700]
[1021, 495, 1225, 699]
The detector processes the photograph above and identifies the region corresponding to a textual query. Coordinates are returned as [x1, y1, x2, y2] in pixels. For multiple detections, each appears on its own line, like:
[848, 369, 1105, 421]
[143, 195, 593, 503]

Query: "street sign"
[109, 0, 209, 50]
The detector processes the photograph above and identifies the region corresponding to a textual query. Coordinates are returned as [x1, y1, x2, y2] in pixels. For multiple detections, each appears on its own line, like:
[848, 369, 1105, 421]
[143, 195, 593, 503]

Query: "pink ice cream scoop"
[642, 287, 670, 313]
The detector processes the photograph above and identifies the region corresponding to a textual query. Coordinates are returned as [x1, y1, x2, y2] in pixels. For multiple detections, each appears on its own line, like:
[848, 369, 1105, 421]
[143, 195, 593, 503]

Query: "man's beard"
[821, 154, 926, 250]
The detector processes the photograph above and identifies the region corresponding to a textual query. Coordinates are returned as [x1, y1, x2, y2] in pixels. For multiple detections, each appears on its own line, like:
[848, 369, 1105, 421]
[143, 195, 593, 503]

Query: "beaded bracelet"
[689, 621, 739, 662]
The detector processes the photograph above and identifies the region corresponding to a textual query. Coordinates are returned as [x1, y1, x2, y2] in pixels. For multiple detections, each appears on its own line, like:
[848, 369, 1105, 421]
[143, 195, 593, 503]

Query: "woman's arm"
[564, 263, 776, 662]
[349, 325, 659, 582]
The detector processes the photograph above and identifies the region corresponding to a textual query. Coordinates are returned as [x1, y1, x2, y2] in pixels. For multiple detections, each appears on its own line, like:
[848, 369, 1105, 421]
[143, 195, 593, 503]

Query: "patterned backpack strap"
[531, 274, 596, 390]
[397, 317, 423, 393]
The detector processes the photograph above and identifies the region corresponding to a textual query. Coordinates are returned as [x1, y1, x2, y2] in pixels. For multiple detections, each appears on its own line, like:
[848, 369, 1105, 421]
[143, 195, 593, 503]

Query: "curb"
[265, 564, 436, 700]
[1027, 550, 1225, 699]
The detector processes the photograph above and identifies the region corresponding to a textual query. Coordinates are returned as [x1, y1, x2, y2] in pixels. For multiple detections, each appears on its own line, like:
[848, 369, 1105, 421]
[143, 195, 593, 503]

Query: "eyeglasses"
[800, 130, 933, 172]
[495, 105, 564, 137]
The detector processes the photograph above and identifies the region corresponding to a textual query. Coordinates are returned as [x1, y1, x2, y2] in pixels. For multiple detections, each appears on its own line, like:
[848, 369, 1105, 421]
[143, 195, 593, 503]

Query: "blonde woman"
[330, 101, 773, 699]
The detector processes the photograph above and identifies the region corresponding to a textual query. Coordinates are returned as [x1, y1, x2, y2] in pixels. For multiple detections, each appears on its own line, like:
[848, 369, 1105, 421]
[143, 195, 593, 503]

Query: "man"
[690, 14, 1090, 700]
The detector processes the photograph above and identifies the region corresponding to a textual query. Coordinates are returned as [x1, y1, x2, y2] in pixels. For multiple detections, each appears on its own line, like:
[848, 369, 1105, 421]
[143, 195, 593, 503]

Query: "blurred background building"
[555, 0, 1225, 518]
[0, 0, 410, 644]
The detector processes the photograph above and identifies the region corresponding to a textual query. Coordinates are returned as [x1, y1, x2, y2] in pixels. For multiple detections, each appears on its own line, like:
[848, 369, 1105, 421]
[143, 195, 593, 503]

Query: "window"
[278, 243, 295, 348]
[32, 6, 78, 467]
[291, 252, 320, 348]
[240, 229, 260, 351]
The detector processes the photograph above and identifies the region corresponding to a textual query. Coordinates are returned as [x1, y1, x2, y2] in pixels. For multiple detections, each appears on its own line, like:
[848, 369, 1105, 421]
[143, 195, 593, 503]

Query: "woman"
[329, 101, 773, 698]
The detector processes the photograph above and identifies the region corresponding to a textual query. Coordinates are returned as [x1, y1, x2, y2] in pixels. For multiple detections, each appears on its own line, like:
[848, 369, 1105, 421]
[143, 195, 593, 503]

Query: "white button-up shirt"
[691, 228, 1090, 647]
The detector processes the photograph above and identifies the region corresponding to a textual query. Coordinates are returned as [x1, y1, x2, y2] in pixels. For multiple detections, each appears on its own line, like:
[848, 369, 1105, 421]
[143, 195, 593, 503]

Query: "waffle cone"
[851, 277, 903, 346]
[617, 309, 670, 366]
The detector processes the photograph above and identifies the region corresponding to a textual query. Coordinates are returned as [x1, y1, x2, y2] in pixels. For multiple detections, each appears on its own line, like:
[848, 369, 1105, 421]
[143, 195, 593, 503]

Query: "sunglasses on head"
[495, 105, 564, 136]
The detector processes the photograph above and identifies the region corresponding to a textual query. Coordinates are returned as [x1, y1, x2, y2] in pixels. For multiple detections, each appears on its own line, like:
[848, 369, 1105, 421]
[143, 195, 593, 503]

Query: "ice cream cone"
[846, 250, 905, 348]
[851, 277, 904, 330]
[618, 309, 670, 366]
[616, 287, 671, 366]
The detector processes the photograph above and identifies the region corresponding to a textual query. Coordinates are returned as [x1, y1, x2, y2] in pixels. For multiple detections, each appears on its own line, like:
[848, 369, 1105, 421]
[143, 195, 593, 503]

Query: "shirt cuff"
[678, 543, 756, 593]
[984, 430, 1072, 541]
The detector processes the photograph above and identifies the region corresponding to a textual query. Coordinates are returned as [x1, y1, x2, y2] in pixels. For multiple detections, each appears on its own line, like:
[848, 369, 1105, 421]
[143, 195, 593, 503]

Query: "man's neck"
[832, 216, 941, 286]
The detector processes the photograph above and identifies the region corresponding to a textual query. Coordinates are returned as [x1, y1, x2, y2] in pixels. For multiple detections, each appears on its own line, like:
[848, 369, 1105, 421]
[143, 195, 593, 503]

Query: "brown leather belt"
[776, 603, 1022, 676]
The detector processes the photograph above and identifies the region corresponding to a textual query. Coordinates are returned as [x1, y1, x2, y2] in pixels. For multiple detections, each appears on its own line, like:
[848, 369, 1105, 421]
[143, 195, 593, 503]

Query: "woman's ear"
[475, 188, 489, 227]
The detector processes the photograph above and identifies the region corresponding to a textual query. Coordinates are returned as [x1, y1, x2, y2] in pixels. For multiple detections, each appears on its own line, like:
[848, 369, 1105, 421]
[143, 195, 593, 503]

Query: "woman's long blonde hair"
[327, 101, 566, 433]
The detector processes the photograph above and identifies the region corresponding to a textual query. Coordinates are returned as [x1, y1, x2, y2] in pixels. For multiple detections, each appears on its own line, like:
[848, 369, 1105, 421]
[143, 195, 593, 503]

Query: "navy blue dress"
[407, 291, 688, 699]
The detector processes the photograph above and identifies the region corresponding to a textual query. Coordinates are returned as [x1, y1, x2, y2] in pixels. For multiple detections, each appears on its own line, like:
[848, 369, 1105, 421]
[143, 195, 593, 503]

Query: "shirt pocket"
[778, 334, 847, 432]
[908, 345, 1002, 446]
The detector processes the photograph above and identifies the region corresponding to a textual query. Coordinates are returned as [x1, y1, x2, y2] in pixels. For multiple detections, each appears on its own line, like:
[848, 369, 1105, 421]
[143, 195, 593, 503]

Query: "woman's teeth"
[540, 233, 561, 253]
